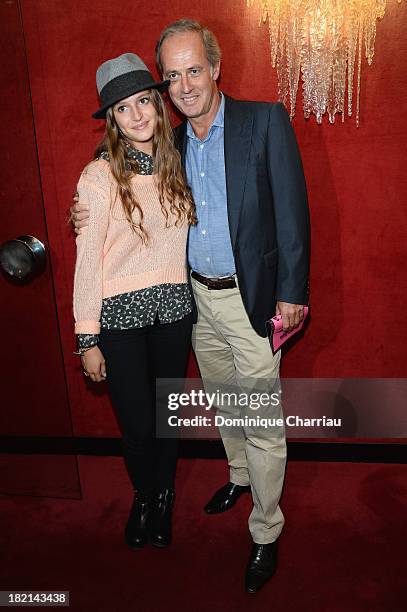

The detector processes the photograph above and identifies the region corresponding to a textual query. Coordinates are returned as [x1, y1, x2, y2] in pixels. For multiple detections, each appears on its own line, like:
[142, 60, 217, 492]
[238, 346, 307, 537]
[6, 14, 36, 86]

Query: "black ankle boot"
[149, 489, 175, 548]
[124, 491, 151, 550]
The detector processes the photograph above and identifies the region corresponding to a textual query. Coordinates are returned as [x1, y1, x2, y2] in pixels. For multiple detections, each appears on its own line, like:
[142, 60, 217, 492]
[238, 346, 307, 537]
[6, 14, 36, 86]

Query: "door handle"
[0, 235, 46, 279]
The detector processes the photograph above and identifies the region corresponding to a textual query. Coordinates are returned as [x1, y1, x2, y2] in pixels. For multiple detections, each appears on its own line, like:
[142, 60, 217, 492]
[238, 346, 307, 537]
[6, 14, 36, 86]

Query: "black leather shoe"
[149, 489, 175, 548]
[124, 491, 151, 550]
[204, 482, 251, 514]
[245, 541, 278, 593]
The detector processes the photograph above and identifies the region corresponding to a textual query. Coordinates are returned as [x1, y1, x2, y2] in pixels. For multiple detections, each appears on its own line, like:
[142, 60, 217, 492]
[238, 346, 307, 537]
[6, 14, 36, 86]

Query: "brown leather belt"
[191, 271, 236, 290]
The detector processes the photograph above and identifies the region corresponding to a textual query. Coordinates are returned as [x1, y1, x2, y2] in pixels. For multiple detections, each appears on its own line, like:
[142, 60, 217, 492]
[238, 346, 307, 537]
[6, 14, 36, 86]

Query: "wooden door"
[0, 0, 80, 498]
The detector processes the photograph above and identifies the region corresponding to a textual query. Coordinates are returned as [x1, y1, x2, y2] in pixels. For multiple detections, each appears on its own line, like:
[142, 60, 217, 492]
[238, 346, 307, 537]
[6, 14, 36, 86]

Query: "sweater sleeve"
[73, 160, 111, 334]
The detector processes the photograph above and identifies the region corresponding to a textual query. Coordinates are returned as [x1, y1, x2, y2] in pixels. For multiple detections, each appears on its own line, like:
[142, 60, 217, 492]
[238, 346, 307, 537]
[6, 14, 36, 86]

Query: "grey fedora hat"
[93, 53, 169, 119]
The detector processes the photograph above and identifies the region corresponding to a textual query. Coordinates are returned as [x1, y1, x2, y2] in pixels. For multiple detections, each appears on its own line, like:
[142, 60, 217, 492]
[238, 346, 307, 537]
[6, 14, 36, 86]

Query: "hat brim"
[92, 79, 170, 119]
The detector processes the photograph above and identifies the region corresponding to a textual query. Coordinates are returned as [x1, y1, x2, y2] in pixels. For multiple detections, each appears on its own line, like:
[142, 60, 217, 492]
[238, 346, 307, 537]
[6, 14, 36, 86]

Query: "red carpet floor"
[1, 457, 406, 611]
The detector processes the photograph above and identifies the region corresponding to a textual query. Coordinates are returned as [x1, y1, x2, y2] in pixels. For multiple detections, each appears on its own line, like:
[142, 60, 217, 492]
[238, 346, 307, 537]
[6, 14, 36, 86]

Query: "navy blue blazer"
[175, 94, 310, 337]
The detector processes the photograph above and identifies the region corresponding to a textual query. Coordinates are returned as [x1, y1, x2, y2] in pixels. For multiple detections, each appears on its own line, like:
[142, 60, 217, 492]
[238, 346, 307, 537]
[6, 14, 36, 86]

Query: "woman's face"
[112, 90, 158, 154]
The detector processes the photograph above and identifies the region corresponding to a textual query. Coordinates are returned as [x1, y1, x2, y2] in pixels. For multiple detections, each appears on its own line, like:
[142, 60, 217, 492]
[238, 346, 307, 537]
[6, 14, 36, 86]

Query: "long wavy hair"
[94, 89, 196, 243]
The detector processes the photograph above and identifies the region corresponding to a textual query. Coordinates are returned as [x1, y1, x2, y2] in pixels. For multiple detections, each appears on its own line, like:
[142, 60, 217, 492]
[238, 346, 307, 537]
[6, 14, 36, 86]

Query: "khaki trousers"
[191, 276, 286, 544]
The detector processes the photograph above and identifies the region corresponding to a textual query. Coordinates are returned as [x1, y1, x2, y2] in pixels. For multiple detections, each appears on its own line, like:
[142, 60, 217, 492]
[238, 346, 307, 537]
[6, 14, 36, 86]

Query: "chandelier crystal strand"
[247, 0, 403, 124]
[356, 9, 363, 127]
[347, 3, 358, 119]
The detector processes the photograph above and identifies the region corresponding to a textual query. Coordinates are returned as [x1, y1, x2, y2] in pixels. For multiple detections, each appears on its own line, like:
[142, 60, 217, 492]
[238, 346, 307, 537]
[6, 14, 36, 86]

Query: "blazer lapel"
[224, 95, 253, 249]
[174, 121, 188, 167]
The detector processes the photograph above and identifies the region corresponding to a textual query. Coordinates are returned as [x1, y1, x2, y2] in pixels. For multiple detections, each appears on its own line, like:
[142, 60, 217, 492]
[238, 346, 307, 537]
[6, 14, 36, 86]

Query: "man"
[72, 19, 310, 593]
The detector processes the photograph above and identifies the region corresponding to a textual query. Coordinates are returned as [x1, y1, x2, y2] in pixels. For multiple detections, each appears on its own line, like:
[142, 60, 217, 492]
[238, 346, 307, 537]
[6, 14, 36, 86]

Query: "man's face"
[160, 31, 220, 120]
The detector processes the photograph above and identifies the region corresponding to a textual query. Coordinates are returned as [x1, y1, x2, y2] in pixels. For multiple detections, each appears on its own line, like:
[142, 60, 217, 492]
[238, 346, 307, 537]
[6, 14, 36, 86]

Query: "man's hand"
[70, 192, 90, 235]
[276, 302, 305, 333]
[81, 346, 106, 382]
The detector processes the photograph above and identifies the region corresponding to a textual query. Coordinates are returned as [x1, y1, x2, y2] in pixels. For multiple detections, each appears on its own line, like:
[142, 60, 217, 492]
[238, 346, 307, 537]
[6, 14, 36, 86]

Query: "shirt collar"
[187, 92, 225, 140]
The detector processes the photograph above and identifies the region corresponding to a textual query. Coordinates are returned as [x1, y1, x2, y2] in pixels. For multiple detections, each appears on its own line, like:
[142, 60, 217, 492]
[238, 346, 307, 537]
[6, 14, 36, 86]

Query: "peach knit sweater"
[73, 159, 189, 335]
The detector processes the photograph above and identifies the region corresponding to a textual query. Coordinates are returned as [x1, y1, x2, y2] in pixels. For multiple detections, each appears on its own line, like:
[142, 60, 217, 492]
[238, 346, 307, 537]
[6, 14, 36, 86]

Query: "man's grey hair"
[156, 19, 222, 74]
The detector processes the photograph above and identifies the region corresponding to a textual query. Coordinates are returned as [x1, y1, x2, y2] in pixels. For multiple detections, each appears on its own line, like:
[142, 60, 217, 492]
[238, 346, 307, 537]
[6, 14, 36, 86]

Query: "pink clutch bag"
[266, 306, 309, 354]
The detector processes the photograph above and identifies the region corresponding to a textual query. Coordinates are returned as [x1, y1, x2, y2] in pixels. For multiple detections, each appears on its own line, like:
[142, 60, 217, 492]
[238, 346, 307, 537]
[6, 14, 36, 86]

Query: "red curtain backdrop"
[20, 0, 407, 435]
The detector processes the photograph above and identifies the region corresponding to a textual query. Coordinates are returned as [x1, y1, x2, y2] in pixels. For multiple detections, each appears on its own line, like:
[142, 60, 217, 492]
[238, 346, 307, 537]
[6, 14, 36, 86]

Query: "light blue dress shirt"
[185, 93, 236, 277]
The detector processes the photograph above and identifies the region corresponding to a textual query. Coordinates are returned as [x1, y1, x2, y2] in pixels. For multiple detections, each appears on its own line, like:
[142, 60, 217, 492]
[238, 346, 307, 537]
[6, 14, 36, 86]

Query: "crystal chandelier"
[247, 0, 403, 125]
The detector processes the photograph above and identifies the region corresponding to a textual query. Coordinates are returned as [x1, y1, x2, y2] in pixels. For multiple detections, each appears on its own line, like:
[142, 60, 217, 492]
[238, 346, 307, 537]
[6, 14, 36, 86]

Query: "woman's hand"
[81, 346, 107, 382]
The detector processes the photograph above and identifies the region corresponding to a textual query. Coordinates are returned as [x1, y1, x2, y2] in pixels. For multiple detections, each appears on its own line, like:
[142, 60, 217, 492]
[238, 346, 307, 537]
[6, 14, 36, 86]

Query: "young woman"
[73, 53, 196, 549]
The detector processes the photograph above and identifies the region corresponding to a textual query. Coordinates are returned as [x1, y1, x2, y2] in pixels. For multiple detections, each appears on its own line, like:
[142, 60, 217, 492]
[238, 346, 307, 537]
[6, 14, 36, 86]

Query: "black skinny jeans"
[99, 313, 193, 492]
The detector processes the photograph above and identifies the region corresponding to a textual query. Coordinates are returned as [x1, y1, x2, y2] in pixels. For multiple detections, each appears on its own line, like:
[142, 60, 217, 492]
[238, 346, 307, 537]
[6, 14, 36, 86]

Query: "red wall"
[20, 0, 407, 435]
